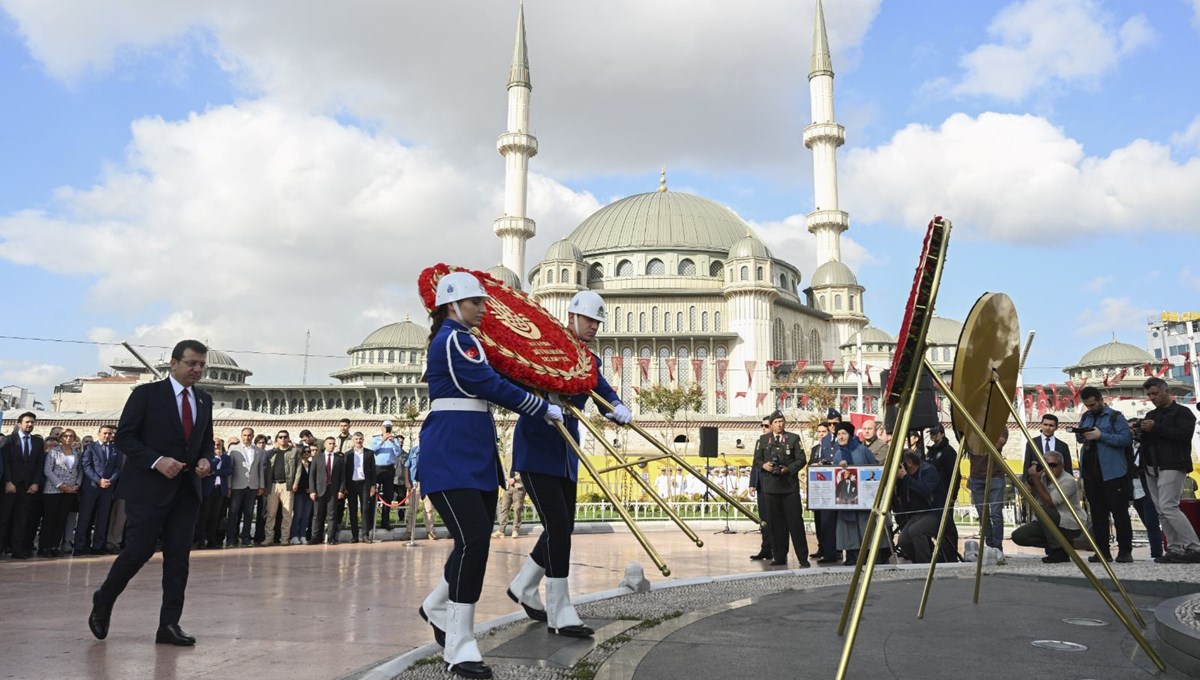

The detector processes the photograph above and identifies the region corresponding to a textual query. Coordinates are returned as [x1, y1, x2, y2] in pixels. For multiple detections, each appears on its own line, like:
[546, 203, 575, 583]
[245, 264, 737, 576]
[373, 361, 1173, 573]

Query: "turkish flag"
[766, 360, 783, 371]
[756, 392, 768, 407]
[611, 355, 623, 377]
[1111, 368, 1128, 384]
[865, 364, 874, 387]
[1185, 352, 1193, 376]
[778, 390, 791, 405]
[735, 391, 747, 399]
[1158, 358, 1171, 377]
[638, 357, 651, 380]
[715, 389, 726, 398]
[822, 360, 836, 376]
[666, 358, 676, 381]
[795, 360, 809, 373]
[745, 361, 756, 388]
[799, 394, 811, 408]
[691, 358, 704, 382]
[841, 395, 853, 412]
[715, 359, 729, 384]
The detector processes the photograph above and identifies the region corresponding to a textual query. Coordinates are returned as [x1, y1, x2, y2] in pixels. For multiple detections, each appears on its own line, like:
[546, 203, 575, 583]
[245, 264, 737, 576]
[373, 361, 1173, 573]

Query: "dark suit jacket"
[309, 451, 344, 498]
[115, 378, 215, 506]
[0, 432, 46, 488]
[204, 452, 232, 498]
[1022, 437, 1073, 483]
[752, 432, 806, 494]
[341, 449, 377, 493]
[81, 441, 123, 490]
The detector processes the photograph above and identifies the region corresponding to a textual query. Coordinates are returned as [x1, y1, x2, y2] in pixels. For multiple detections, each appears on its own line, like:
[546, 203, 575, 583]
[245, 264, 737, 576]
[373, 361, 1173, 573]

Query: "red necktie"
[181, 388, 193, 442]
[326, 455, 332, 477]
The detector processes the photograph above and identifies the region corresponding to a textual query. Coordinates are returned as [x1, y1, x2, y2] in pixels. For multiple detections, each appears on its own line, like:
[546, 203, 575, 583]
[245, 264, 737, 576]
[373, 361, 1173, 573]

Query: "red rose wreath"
[883, 216, 952, 406]
[418, 263, 598, 395]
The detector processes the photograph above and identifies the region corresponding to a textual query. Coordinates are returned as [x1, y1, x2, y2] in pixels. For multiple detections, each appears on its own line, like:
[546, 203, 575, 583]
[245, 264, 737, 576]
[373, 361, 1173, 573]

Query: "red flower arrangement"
[884, 217, 952, 406]
[418, 263, 598, 395]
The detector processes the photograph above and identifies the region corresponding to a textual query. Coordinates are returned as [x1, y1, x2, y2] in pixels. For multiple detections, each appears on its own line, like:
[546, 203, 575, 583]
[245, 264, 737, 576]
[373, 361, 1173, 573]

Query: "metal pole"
[916, 446, 966, 619]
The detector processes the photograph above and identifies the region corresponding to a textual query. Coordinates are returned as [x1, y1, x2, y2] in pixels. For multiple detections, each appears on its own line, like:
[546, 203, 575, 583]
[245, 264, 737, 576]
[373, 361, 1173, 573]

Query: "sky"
[1, 0, 1199, 405]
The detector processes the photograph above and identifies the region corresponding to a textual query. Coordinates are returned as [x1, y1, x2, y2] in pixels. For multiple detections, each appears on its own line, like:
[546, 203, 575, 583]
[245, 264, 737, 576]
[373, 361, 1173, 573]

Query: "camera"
[383, 419, 394, 433]
[1067, 426, 1092, 434]
[767, 443, 787, 477]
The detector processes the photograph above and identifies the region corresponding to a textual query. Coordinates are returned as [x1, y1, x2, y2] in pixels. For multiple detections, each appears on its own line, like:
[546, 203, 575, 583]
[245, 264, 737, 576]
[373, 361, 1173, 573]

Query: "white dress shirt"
[351, 449, 365, 482]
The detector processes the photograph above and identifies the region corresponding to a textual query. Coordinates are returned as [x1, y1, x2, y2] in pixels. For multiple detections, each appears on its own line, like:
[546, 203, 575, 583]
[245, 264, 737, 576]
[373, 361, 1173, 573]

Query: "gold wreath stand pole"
[594, 452, 675, 474]
[989, 376, 1146, 628]
[915, 446, 966, 619]
[921, 366, 1164, 671]
[589, 391, 765, 527]
[972, 448, 996, 604]
[563, 402, 704, 548]
[549, 418, 672, 576]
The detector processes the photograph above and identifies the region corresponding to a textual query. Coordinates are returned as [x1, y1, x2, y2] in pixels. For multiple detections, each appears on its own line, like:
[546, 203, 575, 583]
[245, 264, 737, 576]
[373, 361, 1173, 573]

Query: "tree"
[401, 401, 422, 445]
[635, 383, 704, 452]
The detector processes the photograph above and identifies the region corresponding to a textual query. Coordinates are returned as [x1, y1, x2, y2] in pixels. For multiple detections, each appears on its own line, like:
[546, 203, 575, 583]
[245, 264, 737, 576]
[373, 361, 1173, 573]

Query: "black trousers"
[75, 486, 114, 550]
[814, 510, 839, 557]
[0, 486, 37, 556]
[345, 480, 375, 538]
[765, 492, 808, 562]
[39, 493, 76, 553]
[312, 489, 338, 543]
[427, 488, 498, 604]
[97, 480, 199, 627]
[521, 472, 576, 577]
[897, 512, 941, 563]
[1083, 477, 1132, 555]
[376, 466, 397, 527]
[225, 488, 256, 545]
[754, 483, 771, 552]
[196, 491, 227, 547]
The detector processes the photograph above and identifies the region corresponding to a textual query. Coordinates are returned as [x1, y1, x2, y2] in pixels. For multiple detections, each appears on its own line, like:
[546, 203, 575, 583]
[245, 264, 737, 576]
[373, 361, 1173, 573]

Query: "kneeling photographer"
[895, 451, 942, 563]
[1011, 451, 1087, 563]
[753, 411, 810, 567]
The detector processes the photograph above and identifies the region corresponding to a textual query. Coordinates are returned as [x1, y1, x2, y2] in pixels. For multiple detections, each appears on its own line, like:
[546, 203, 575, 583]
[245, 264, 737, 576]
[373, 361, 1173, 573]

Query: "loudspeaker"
[879, 368, 939, 434]
[698, 426, 719, 458]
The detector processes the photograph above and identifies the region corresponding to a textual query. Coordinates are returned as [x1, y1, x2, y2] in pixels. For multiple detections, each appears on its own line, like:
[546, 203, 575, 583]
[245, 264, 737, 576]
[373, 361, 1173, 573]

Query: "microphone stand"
[715, 452, 736, 535]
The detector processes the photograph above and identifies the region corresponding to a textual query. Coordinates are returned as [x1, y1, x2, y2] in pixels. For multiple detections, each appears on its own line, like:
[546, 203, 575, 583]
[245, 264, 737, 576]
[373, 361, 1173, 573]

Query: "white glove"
[606, 403, 633, 425]
[544, 404, 564, 424]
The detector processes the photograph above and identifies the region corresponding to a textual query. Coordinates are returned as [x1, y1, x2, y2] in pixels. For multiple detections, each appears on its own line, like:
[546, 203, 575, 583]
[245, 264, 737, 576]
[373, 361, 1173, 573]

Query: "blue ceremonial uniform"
[419, 319, 550, 496]
[512, 353, 622, 481]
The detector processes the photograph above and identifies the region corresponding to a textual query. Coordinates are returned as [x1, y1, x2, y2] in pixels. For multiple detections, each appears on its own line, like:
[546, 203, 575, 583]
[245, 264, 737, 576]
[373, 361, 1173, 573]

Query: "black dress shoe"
[155, 623, 196, 646]
[1041, 553, 1070, 564]
[818, 554, 842, 564]
[73, 548, 90, 557]
[770, 560, 788, 566]
[506, 588, 548, 622]
[89, 591, 112, 640]
[418, 606, 445, 647]
[798, 559, 811, 568]
[549, 623, 595, 638]
[749, 550, 772, 561]
[447, 660, 493, 679]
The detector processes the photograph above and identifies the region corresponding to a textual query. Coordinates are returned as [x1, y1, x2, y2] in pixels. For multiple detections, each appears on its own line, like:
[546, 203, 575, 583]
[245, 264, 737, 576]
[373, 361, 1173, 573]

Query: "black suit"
[342, 449, 377, 540]
[309, 451, 345, 543]
[0, 431, 46, 557]
[1022, 436, 1073, 482]
[96, 377, 214, 628]
[753, 431, 809, 563]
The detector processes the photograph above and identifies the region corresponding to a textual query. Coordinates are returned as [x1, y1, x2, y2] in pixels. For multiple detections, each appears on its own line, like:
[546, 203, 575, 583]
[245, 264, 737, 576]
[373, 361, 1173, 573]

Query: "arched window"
[689, 306, 696, 331]
[715, 345, 728, 414]
[740, 266, 749, 281]
[616, 260, 633, 277]
[676, 311, 683, 330]
[780, 274, 787, 288]
[695, 346, 708, 412]
[398, 350, 406, 363]
[818, 296, 826, 310]
[614, 306, 621, 332]
[651, 306, 659, 332]
[678, 258, 696, 276]
[677, 347, 690, 385]
[849, 295, 855, 311]
[834, 294, 843, 310]
[620, 347, 634, 402]
[388, 351, 395, 363]
[810, 330, 821, 362]
[756, 266, 764, 281]
[647, 258, 665, 275]
[664, 312, 671, 332]
[628, 312, 634, 331]
[576, 271, 583, 286]
[234, 399, 243, 410]
[710, 260, 724, 277]
[560, 268, 569, 283]
[701, 311, 709, 331]
[588, 263, 604, 282]
[727, 268, 733, 282]
[658, 347, 671, 383]
[603, 347, 615, 380]
[714, 311, 722, 332]
[772, 318, 785, 361]
[546, 268, 555, 284]
[638, 312, 646, 332]
[792, 323, 802, 359]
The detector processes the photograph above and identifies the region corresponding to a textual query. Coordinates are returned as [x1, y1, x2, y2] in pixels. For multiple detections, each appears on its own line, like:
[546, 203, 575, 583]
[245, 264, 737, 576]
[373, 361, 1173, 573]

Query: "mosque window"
[235, 399, 243, 409]
[714, 311, 722, 332]
[617, 260, 633, 277]
[710, 260, 724, 277]
[792, 323, 802, 359]
[740, 266, 749, 281]
[652, 306, 659, 332]
[658, 347, 671, 383]
[576, 271, 583, 286]
[546, 269, 555, 284]
[756, 266, 764, 281]
[689, 306, 696, 331]
[664, 312, 671, 332]
[818, 296, 826, 310]
[388, 351, 395, 363]
[834, 295, 843, 310]
[560, 268, 569, 283]
[620, 347, 634, 402]
[678, 259, 696, 276]
[628, 312, 634, 331]
[639, 312, 646, 332]
[701, 311, 709, 331]
[849, 295, 856, 311]
[603, 347, 615, 378]
[589, 263, 604, 282]
[943, 347, 951, 362]
[614, 307, 621, 332]
[772, 319, 785, 361]
[647, 258, 666, 275]
[676, 311, 683, 330]
[695, 347, 708, 411]
[780, 274, 787, 289]
[810, 330, 821, 362]
[677, 347, 690, 384]
[715, 346, 728, 414]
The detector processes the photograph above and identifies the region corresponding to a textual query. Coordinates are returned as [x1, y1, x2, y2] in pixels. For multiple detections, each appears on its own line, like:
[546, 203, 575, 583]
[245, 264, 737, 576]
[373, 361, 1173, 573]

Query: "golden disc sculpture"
[950, 292, 1020, 454]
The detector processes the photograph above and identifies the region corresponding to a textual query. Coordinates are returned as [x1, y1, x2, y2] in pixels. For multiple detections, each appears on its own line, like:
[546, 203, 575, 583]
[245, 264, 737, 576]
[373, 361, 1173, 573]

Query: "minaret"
[493, 0, 538, 284]
[804, 0, 847, 264]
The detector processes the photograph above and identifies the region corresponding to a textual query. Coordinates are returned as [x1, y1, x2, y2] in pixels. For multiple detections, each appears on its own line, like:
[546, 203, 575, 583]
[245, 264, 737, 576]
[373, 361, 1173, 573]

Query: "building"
[1, 385, 39, 412]
[1146, 312, 1200, 396]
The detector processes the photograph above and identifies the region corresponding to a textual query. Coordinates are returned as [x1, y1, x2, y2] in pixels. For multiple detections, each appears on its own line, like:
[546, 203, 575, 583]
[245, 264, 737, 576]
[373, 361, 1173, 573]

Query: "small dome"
[810, 260, 858, 287]
[1072, 339, 1153, 369]
[926, 315, 964, 347]
[842, 326, 895, 348]
[727, 234, 772, 259]
[486, 264, 521, 289]
[543, 238, 583, 262]
[205, 350, 240, 369]
[356, 321, 428, 350]
[567, 190, 753, 255]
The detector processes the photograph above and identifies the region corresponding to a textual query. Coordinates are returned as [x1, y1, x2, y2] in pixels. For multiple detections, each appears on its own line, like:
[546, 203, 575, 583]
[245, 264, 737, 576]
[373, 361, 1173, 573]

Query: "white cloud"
[1082, 276, 1111, 293]
[1193, 0, 1200, 31]
[1073, 297, 1154, 336]
[750, 213, 871, 284]
[1171, 116, 1200, 153]
[945, 0, 1153, 100]
[0, 360, 70, 392]
[0, 0, 882, 177]
[0, 102, 599, 386]
[841, 112, 1200, 242]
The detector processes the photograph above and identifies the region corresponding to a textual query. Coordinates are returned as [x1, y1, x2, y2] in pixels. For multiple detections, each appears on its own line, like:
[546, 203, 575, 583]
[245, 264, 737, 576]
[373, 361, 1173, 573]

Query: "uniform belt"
[429, 398, 488, 412]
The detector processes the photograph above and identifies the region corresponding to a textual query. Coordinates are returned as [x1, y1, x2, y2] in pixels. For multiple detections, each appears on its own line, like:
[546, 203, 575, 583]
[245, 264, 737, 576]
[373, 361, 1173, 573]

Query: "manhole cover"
[1031, 640, 1088, 651]
[1063, 618, 1109, 627]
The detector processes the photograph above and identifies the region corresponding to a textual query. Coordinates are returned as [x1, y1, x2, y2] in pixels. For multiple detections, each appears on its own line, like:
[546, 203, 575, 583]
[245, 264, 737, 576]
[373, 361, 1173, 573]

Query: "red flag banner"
[756, 392, 768, 407]
[1065, 379, 1076, 395]
[865, 364, 874, 387]
[1111, 368, 1128, 384]
[611, 355, 623, 377]
[745, 361, 757, 388]
[715, 389, 726, 398]
[840, 395, 853, 412]
[691, 358, 704, 382]
[1036, 385, 1048, 417]
[795, 360, 809, 373]
[778, 390, 791, 405]
[864, 395, 875, 414]
[766, 360, 783, 373]
[735, 391, 747, 399]
[847, 360, 859, 375]
[799, 394, 811, 408]
[632, 386, 641, 395]
[638, 357, 651, 381]
[715, 359, 729, 384]
[1048, 383, 1058, 402]
[666, 358, 677, 381]
[1158, 358, 1171, 377]
[822, 360, 836, 376]
[1185, 352, 1193, 376]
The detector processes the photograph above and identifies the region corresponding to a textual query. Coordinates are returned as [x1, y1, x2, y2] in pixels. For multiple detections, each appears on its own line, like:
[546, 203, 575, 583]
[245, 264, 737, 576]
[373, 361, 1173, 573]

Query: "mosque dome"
[543, 238, 584, 262]
[810, 260, 858, 287]
[355, 321, 428, 350]
[841, 326, 895, 349]
[1071, 339, 1153, 369]
[156, 348, 252, 383]
[728, 234, 772, 259]
[926, 315, 964, 347]
[566, 190, 754, 256]
[486, 264, 522, 289]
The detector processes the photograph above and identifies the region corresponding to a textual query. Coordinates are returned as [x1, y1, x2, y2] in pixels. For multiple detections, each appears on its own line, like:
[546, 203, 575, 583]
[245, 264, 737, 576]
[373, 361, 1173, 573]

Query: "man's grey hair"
[1044, 451, 1063, 465]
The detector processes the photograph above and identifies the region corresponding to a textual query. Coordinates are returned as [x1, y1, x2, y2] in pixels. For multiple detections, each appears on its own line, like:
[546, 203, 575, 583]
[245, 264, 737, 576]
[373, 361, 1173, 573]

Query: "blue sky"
[1, 0, 1198, 404]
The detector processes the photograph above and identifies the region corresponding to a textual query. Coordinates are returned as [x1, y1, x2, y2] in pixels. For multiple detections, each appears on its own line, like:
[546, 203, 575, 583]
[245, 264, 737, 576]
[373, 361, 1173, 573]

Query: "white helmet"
[568, 290, 607, 323]
[435, 271, 490, 306]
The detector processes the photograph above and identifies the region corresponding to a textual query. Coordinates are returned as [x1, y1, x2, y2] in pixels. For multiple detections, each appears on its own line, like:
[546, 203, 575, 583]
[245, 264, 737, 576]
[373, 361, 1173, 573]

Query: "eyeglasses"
[276, 435, 288, 440]
[1047, 462, 1061, 468]
[179, 360, 207, 368]
[761, 424, 770, 429]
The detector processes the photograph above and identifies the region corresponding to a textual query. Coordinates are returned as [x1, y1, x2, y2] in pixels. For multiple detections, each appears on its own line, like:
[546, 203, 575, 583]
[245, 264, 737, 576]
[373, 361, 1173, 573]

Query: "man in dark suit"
[89, 339, 215, 646]
[1022, 414, 1074, 482]
[342, 432, 377, 543]
[752, 411, 810, 567]
[0, 412, 46, 559]
[75, 424, 122, 555]
[748, 415, 773, 561]
[309, 437, 345, 544]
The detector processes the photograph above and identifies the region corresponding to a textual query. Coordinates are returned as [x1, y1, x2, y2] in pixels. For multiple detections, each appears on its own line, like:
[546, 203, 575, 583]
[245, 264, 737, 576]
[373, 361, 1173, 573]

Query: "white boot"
[419, 578, 450, 646]
[444, 602, 492, 679]
[545, 577, 593, 638]
[506, 557, 547, 621]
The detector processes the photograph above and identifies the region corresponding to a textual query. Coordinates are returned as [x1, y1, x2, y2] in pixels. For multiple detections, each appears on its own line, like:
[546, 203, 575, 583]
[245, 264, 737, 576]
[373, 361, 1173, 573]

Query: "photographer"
[370, 421, 405, 530]
[1011, 451, 1086, 563]
[1138, 377, 1200, 563]
[752, 411, 810, 567]
[895, 451, 941, 563]
[1075, 386, 1133, 563]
